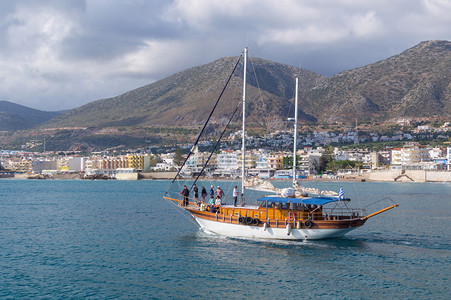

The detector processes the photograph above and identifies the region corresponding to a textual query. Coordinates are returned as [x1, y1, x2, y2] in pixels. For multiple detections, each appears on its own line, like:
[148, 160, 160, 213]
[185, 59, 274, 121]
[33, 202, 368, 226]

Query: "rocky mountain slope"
[303, 40, 450, 123]
[0, 101, 61, 131]
[42, 56, 324, 130]
[1, 41, 449, 150]
[42, 40, 450, 131]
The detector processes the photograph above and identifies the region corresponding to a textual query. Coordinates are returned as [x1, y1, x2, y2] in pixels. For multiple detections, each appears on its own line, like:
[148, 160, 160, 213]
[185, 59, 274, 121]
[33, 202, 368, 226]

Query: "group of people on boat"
[180, 184, 240, 209]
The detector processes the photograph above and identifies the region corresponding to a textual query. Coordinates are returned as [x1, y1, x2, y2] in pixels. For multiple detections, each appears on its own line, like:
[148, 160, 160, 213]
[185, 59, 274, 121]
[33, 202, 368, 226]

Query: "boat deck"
[164, 195, 371, 230]
[220, 204, 260, 210]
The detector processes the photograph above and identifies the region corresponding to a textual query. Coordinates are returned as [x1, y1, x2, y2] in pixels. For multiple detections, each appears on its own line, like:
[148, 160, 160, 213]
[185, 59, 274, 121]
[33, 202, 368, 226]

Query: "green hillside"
[0, 101, 61, 131]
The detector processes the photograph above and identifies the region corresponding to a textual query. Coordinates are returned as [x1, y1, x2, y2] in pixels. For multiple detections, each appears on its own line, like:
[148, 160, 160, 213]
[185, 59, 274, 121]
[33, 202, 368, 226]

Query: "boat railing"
[321, 207, 365, 219]
[360, 196, 398, 219]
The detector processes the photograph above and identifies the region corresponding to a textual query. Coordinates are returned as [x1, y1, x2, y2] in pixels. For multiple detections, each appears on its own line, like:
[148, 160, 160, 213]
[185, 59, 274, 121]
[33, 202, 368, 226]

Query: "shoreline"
[2, 174, 450, 183]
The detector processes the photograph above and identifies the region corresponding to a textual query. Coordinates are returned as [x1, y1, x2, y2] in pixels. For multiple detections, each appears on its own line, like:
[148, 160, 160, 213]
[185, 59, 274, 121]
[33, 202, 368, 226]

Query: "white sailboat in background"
[164, 47, 398, 240]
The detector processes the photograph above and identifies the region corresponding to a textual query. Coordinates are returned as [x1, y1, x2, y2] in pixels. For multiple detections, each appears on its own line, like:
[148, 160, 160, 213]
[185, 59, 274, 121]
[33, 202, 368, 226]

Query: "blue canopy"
[257, 196, 339, 206]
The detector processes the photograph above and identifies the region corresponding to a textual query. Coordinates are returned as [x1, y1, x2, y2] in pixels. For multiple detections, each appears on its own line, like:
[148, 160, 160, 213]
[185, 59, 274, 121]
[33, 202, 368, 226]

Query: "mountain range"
[0, 101, 61, 132]
[302, 40, 451, 123]
[42, 40, 451, 130]
[0, 40, 449, 150]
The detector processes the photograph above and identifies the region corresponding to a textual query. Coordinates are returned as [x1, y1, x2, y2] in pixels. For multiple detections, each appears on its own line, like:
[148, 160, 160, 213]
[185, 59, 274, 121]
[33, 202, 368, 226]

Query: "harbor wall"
[138, 172, 178, 179]
[367, 170, 451, 182]
[116, 173, 139, 180]
[403, 170, 426, 182]
[426, 171, 451, 182]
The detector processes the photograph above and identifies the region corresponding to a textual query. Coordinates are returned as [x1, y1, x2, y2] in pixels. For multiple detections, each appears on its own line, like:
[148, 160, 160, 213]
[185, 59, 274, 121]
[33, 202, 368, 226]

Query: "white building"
[429, 147, 447, 160]
[447, 147, 451, 171]
[391, 143, 430, 165]
[215, 151, 238, 176]
[255, 150, 270, 169]
[184, 148, 209, 174]
[32, 159, 58, 173]
[155, 162, 174, 171]
[68, 157, 86, 172]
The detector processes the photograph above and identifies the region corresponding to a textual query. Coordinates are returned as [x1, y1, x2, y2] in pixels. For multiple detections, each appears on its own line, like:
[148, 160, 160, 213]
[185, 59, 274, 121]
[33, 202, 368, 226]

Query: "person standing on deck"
[201, 186, 207, 203]
[193, 183, 199, 204]
[180, 185, 189, 206]
[233, 186, 238, 207]
[215, 186, 224, 205]
[209, 185, 215, 204]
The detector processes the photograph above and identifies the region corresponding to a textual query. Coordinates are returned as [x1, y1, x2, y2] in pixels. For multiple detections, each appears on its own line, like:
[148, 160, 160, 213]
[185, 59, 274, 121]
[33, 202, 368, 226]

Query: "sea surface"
[0, 179, 450, 299]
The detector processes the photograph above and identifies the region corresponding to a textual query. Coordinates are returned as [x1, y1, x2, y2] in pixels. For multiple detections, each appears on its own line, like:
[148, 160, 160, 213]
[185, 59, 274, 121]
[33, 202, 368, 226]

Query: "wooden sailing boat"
[164, 48, 398, 240]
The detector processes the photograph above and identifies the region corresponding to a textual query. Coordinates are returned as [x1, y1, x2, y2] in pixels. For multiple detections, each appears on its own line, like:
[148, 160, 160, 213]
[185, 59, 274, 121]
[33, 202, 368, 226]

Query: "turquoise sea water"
[0, 179, 450, 299]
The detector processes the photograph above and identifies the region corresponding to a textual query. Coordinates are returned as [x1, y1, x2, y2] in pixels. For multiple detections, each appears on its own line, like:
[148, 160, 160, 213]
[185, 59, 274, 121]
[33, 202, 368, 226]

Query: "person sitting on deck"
[209, 205, 220, 213]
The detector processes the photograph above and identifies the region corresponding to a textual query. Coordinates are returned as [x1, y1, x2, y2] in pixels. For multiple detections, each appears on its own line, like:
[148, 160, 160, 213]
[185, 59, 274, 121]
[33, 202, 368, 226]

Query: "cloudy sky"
[0, 0, 450, 111]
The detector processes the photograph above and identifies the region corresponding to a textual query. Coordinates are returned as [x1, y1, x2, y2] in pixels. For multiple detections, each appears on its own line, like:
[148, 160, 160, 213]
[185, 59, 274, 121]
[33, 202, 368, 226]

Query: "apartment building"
[266, 153, 284, 170]
[10, 158, 33, 173]
[127, 154, 151, 171]
[391, 143, 429, 165]
[236, 151, 258, 170]
[297, 150, 320, 175]
[185, 149, 210, 172]
[57, 157, 70, 171]
[68, 157, 86, 172]
[216, 150, 238, 171]
[99, 156, 129, 170]
[32, 159, 57, 173]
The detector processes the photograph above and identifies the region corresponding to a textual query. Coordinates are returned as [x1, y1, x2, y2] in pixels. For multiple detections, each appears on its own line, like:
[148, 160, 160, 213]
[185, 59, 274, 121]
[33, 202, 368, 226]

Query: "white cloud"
[0, 0, 448, 111]
[258, 26, 346, 45]
[347, 11, 383, 38]
[422, 0, 451, 16]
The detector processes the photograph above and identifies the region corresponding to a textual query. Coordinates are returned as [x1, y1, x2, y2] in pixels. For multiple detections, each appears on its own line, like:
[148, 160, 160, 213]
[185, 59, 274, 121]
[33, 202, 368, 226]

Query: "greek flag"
[338, 187, 344, 200]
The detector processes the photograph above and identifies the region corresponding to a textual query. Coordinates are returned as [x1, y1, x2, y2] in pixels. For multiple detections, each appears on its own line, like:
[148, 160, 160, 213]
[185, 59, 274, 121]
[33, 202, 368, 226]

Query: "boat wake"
[350, 233, 450, 251]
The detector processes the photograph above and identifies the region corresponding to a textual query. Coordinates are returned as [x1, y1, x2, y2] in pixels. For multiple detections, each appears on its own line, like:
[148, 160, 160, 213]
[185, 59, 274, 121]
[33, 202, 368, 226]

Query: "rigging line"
[249, 56, 265, 108]
[352, 180, 362, 211]
[191, 101, 242, 190]
[164, 197, 199, 226]
[165, 54, 243, 194]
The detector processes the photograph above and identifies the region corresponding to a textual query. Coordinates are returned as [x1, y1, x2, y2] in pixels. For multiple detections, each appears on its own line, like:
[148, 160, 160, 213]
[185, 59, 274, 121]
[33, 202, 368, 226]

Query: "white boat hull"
[194, 215, 358, 240]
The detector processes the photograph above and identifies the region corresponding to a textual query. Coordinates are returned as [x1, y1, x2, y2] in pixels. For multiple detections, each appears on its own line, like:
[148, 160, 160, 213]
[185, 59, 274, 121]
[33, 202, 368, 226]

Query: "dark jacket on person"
[193, 186, 198, 197]
[181, 188, 189, 197]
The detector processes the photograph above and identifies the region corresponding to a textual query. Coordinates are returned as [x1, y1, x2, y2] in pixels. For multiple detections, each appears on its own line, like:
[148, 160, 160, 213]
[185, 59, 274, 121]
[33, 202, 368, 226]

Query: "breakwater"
[364, 170, 451, 182]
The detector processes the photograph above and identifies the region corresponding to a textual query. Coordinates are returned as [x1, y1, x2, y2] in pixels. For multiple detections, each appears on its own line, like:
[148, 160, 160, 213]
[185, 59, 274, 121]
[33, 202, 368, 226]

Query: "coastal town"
[2, 123, 451, 182]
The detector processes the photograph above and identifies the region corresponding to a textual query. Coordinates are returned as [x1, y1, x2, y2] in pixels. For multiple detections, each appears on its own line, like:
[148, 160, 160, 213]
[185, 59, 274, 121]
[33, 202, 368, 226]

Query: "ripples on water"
[0, 180, 449, 299]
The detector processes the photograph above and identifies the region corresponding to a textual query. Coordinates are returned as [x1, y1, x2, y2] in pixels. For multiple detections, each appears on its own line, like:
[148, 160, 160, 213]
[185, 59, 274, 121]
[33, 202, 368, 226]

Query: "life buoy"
[238, 216, 245, 223]
[287, 212, 295, 221]
[304, 220, 313, 228]
[252, 218, 260, 226]
[244, 216, 253, 225]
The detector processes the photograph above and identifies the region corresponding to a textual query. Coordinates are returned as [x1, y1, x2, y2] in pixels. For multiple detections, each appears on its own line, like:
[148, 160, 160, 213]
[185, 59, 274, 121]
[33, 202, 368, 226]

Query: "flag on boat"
[338, 187, 344, 200]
